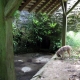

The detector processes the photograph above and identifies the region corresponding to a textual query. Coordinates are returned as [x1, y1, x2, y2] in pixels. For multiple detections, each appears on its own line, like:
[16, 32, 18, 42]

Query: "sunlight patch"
[35, 56, 50, 63]
[18, 60, 24, 62]
[67, 31, 75, 37]
[21, 67, 32, 72]
[75, 65, 80, 70]
[15, 59, 24, 62]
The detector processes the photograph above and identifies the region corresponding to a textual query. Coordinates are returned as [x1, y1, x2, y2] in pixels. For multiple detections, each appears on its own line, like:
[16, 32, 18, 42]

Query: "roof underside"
[19, 0, 61, 14]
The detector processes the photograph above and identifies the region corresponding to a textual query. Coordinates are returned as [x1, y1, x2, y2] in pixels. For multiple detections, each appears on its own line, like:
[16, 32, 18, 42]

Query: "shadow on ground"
[14, 53, 52, 80]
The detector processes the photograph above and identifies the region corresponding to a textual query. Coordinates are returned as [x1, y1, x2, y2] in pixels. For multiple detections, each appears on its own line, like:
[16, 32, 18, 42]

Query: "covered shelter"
[0, 0, 80, 80]
[18, 0, 80, 46]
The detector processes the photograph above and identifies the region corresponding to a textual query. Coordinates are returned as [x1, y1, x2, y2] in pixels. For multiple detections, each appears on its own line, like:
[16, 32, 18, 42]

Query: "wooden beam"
[5, 0, 22, 17]
[5, 18, 16, 80]
[47, 2, 60, 14]
[29, 0, 43, 12]
[49, 4, 61, 15]
[0, 1, 7, 80]
[60, 0, 66, 14]
[67, 0, 80, 15]
[42, 0, 56, 12]
[36, 0, 51, 13]
[0, 0, 23, 80]
[19, 0, 32, 11]
[62, 1, 67, 46]
[46, 1, 59, 13]
[0, 1, 16, 80]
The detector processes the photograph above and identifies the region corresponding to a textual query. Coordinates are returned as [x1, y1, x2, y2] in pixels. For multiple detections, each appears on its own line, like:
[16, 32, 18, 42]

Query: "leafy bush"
[13, 11, 62, 53]
[29, 13, 62, 52]
[67, 13, 80, 32]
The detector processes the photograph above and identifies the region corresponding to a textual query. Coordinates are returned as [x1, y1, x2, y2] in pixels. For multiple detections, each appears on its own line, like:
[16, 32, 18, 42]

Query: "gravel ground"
[14, 53, 52, 80]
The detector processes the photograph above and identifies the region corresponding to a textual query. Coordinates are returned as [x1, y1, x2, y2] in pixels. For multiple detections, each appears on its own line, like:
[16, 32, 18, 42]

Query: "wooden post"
[0, 0, 22, 80]
[5, 18, 16, 80]
[62, 1, 67, 46]
[0, 1, 7, 80]
[0, 1, 16, 80]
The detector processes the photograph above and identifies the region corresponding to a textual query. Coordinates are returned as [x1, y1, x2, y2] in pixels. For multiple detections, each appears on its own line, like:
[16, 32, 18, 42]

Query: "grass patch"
[66, 31, 80, 49]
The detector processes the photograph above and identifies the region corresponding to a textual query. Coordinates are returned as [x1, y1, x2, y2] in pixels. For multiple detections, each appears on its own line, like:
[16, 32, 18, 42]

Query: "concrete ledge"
[30, 54, 80, 80]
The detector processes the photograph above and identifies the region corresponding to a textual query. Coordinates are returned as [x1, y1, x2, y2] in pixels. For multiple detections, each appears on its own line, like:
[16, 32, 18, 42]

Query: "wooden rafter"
[46, 0, 59, 13]
[28, 0, 43, 12]
[48, 3, 60, 14]
[19, 0, 32, 11]
[36, 0, 51, 13]
[49, 4, 61, 14]
[67, 0, 80, 15]
[18, 0, 62, 13]
[42, 0, 56, 12]
[47, 1, 60, 14]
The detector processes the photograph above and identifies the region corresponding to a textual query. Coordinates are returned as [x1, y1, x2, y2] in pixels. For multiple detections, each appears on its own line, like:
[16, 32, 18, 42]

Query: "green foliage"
[32, 13, 62, 51]
[48, 23, 57, 28]
[67, 12, 80, 32]
[14, 10, 20, 19]
[32, 13, 59, 38]
[13, 12, 62, 53]
[66, 31, 80, 48]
